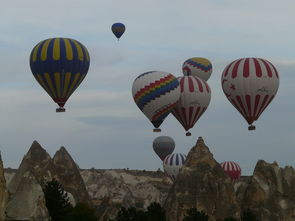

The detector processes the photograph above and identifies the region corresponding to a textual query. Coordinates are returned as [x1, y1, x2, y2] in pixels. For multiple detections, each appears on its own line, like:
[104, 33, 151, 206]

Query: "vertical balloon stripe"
[190, 107, 200, 127]
[82, 45, 90, 61]
[181, 107, 188, 127]
[32, 42, 42, 62]
[62, 72, 72, 98]
[176, 154, 179, 165]
[257, 95, 274, 119]
[63, 39, 73, 60]
[53, 38, 60, 60]
[204, 81, 210, 93]
[269, 62, 279, 78]
[195, 78, 203, 92]
[231, 98, 245, 118]
[245, 95, 252, 116]
[66, 73, 81, 98]
[72, 40, 84, 61]
[253, 95, 261, 117]
[253, 58, 262, 77]
[78, 41, 89, 62]
[41, 39, 51, 61]
[169, 155, 174, 165]
[256, 95, 269, 119]
[54, 72, 61, 97]
[261, 59, 273, 77]
[236, 96, 247, 118]
[180, 77, 185, 92]
[188, 107, 194, 126]
[188, 77, 194, 92]
[243, 58, 250, 77]
[223, 61, 234, 77]
[36, 74, 52, 96]
[44, 73, 57, 98]
[232, 59, 242, 78]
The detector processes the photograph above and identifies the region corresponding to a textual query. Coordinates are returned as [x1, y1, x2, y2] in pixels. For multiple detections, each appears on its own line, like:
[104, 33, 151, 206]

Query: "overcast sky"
[0, 0, 294, 175]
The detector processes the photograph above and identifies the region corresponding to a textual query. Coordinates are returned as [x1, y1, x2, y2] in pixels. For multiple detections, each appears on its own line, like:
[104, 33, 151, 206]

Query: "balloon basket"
[153, 128, 161, 132]
[248, 125, 256, 130]
[56, 107, 66, 113]
[186, 132, 191, 136]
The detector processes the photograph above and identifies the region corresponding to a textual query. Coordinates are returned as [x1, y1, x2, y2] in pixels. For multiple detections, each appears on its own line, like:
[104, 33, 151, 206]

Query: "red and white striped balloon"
[172, 76, 211, 136]
[220, 161, 241, 181]
[221, 58, 279, 130]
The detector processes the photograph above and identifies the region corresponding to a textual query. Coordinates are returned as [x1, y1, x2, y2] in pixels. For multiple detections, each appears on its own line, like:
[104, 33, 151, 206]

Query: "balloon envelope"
[111, 23, 125, 40]
[221, 57, 279, 129]
[132, 71, 181, 131]
[163, 153, 186, 181]
[220, 161, 241, 181]
[153, 136, 175, 161]
[172, 76, 211, 135]
[29, 37, 90, 112]
[182, 57, 212, 81]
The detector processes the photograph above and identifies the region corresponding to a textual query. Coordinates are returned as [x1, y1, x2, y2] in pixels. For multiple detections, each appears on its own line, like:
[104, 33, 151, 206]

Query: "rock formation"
[5, 171, 50, 221]
[80, 168, 172, 221]
[0, 153, 8, 221]
[164, 137, 240, 221]
[53, 146, 90, 204]
[240, 160, 295, 221]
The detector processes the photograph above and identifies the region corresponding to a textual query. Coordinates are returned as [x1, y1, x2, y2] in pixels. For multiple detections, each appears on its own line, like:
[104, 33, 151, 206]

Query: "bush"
[183, 208, 209, 221]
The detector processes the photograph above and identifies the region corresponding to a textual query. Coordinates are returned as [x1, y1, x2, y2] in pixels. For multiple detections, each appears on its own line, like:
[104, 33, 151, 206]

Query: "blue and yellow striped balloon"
[30, 37, 90, 112]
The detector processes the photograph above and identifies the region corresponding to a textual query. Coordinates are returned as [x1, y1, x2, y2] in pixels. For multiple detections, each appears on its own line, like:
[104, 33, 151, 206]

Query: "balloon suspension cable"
[186, 131, 192, 136]
[153, 128, 161, 132]
[56, 107, 66, 113]
[248, 125, 256, 131]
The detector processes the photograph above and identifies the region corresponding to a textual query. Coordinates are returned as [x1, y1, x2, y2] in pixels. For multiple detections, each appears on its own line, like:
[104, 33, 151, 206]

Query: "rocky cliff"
[164, 137, 240, 221]
[80, 168, 172, 220]
[0, 154, 8, 221]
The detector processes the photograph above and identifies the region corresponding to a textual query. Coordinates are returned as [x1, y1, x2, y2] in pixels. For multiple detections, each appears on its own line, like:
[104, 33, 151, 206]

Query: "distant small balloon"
[163, 153, 186, 181]
[220, 161, 241, 181]
[182, 57, 212, 81]
[111, 23, 125, 40]
[153, 136, 175, 161]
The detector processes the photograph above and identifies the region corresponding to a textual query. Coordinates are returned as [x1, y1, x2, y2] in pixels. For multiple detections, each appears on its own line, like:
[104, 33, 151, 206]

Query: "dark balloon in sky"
[153, 136, 175, 161]
[111, 23, 125, 40]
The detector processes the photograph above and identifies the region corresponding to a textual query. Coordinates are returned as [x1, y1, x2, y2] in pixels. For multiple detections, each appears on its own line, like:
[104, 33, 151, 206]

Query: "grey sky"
[0, 0, 294, 175]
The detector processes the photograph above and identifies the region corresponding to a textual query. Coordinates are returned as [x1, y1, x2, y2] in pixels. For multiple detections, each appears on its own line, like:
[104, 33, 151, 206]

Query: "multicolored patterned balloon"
[132, 71, 180, 131]
[221, 57, 279, 130]
[172, 76, 211, 136]
[182, 57, 212, 81]
[30, 37, 90, 112]
[220, 161, 241, 181]
[153, 136, 175, 161]
[163, 153, 186, 181]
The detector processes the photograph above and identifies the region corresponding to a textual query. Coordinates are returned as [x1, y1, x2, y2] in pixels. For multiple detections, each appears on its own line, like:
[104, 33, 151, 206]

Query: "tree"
[62, 203, 98, 221]
[222, 218, 239, 221]
[43, 178, 72, 221]
[183, 208, 209, 221]
[110, 206, 146, 221]
[241, 209, 259, 221]
[146, 202, 167, 221]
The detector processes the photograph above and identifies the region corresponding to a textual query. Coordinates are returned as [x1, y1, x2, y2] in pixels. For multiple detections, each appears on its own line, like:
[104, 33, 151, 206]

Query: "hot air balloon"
[220, 161, 241, 181]
[132, 71, 181, 132]
[182, 57, 213, 81]
[163, 153, 186, 181]
[172, 76, 211, 136]
[153, 136, 175, 161]
[30, 37, 90, 112]
[221, 57, 279, 130]
[111, 23, 125, 40]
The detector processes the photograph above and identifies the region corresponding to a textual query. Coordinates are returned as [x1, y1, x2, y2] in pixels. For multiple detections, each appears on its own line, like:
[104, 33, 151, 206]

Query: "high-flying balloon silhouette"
[172, 76, 211, 136]
[220, 161, 241, 181]
[163, 153, 186, 181]
[182, 57, 213, 81]
[30, 37, 90, 112]
[111, 23, 125, 40]
[221, 57, 279, 130]
[153, 136, 175, 161]
[132, 71, 181, 132]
